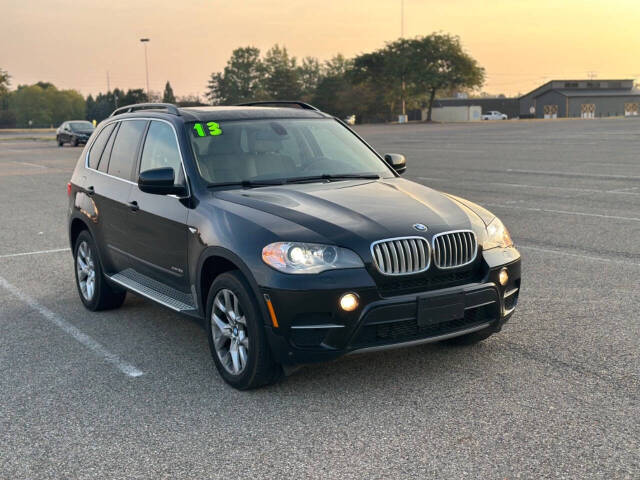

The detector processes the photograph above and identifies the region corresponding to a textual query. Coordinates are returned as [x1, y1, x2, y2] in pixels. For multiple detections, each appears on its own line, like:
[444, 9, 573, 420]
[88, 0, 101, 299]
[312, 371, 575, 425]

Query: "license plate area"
[417, 292, 465, 327]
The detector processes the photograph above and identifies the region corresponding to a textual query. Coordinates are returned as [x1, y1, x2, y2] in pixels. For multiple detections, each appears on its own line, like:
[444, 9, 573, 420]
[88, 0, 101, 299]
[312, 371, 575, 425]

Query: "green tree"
[0, 68, 10, 98]
[298, 56, 321, 101]
[163, 81, 176, 103]
[206, 46, 265, 104]
[262, 45, 301, 100]
[408, 34, 485, 121]
[352, 34, 485, 121]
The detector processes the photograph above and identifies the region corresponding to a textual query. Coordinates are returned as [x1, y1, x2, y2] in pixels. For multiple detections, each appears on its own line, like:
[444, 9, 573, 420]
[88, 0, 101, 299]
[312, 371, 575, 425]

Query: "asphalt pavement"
[1, 118, 639, 479]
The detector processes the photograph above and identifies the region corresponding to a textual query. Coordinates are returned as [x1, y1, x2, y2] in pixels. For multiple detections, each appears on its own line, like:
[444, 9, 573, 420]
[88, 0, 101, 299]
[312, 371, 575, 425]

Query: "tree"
[262, 45, 301, 100]
[298, 57, 321, 101]
[162, 81, 176, 103]
[352, 34, 485, 121]
[0, 68, 10, 98]
[407, 34, 485, 121]
[206, 46, 265, 105]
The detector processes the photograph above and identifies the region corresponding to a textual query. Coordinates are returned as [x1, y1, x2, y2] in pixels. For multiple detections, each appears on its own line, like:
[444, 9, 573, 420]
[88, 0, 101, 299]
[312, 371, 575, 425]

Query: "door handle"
[84, 186, 95, 196]
[128, 200, 139, 212]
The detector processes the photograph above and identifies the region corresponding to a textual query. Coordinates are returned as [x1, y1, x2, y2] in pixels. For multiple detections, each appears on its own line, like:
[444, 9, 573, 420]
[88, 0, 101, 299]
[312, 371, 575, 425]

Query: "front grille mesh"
[433, 231, 477, 269]
[372, 237, 430, 275]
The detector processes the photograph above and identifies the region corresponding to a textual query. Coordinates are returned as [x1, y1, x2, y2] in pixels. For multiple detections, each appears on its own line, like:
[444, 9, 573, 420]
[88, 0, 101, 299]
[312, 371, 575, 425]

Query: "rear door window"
[107, 120, 147, 180]
[88, 123, 116, 169]
[139, 121, 183, 183]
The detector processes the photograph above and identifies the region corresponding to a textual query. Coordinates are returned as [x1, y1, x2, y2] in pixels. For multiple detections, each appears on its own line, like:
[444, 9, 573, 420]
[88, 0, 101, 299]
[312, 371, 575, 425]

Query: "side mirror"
[138, 167, 186, 196]
[384, 153, 407, 175]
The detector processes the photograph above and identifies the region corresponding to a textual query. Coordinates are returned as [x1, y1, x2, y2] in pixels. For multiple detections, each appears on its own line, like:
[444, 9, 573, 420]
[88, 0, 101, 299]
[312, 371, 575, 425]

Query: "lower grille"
[377, 263, 484, 297]
[351, 304, 497, 348]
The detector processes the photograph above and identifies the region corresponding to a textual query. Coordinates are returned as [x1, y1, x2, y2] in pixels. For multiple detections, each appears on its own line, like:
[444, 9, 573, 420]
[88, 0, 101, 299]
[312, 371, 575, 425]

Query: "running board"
[109, 268, 196, 312]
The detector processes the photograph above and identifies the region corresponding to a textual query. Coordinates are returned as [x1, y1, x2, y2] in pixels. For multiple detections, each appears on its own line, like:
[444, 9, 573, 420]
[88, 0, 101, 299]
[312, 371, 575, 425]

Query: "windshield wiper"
[207, 179, 285, 189]
[283, 174, 380, 184]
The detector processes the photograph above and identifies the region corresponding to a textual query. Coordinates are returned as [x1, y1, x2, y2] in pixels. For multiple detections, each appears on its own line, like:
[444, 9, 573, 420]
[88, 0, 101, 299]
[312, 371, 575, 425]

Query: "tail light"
[67, 182, 72, 196]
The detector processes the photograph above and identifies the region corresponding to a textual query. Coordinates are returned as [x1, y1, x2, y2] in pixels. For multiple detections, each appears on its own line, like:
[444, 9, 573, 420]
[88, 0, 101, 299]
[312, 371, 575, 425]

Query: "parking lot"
[1, 118, 639, 478]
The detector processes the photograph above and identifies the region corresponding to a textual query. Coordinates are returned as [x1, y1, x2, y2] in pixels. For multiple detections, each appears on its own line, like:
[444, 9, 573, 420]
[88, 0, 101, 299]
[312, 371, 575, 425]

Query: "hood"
[214, 178, 487, 248]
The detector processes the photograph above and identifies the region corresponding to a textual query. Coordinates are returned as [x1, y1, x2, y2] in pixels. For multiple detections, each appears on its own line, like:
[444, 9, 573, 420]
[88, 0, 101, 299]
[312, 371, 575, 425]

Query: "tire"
[57, 136, 64, 147]
[206, 271, 281, 390]
[72, 136, 79, 147]
[73, 230, 126, 311]
[444, 325, 496, 346]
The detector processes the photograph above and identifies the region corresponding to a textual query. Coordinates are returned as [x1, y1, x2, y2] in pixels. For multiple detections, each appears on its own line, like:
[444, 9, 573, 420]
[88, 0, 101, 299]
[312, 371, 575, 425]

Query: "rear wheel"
[74, 230, 126, 311]
[206, 271, 281, 390]
[444, 325, 496, 346]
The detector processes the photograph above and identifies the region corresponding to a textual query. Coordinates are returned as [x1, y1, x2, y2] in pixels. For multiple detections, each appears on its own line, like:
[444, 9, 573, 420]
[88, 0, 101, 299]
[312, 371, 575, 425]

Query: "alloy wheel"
[76, 240, 96, 301]
[211, 288, 249, 375]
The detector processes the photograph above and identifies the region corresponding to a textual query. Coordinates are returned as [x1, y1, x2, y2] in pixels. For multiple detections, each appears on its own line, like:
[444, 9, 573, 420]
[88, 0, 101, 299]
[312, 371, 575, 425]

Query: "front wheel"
[74, 230, 126, 311]
[57, 136, 64, 147]
[206, 271, 281, 390]
[72, 136, 79, 147]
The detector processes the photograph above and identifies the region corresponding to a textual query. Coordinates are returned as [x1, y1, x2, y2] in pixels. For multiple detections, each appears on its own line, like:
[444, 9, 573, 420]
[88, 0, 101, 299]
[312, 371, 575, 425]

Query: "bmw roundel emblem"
[413, 223, 427, 232]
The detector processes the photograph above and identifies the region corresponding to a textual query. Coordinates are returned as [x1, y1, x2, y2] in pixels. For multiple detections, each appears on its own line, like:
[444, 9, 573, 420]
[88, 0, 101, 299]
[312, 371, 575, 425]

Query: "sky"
[2, 0, 640, 99]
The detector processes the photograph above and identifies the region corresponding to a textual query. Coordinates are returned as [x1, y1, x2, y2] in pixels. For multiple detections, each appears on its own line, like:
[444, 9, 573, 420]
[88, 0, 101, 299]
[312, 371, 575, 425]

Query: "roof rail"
[235, 101, 320, 112]
[110, 103, 181, 117]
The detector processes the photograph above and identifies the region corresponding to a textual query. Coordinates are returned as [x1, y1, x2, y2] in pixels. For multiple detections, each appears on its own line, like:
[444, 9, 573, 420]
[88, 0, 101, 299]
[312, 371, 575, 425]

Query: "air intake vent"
[432, 230, 477, 269]
[371, 237, 430, 275]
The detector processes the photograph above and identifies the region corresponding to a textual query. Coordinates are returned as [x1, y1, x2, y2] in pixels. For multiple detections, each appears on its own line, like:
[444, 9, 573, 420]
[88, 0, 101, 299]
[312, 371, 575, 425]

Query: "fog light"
[498, 268, 509, 286]
[339, 293, 359, 312]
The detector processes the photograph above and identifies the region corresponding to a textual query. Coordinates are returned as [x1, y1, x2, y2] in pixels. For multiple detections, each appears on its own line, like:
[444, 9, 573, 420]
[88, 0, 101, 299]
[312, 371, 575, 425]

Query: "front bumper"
[262, 248, 521, 365]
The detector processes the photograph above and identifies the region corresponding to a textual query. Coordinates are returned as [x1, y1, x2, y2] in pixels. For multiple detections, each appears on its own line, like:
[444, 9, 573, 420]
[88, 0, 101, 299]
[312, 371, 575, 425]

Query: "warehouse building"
[519, 79, 640, 119]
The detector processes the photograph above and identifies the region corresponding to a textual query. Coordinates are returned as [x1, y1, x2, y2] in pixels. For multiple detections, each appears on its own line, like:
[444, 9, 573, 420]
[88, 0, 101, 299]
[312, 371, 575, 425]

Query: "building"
[431, 97, 519, 119]
[422, 105, 482, 122]
[519, 79, 640, 119]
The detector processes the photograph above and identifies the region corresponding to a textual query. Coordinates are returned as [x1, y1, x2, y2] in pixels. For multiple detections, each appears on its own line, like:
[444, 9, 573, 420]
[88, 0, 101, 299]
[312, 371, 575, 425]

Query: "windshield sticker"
[193, 122, 222, 137]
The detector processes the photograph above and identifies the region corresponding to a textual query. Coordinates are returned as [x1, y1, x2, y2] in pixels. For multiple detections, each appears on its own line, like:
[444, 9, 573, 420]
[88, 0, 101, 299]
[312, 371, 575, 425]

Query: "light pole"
[140, 38, 150, 101]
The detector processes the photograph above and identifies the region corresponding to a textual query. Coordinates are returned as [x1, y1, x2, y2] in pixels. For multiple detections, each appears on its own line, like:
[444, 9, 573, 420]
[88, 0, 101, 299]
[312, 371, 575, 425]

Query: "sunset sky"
[2, 0, 640, 99]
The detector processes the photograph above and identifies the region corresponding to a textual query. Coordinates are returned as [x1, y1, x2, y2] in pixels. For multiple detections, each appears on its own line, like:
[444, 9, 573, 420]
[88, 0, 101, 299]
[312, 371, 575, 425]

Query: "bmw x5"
[67, 101, 521, 389]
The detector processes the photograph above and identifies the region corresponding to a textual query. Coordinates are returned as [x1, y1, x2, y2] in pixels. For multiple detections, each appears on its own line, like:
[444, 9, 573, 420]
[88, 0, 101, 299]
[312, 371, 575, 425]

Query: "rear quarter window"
[87, 123, 116, 169]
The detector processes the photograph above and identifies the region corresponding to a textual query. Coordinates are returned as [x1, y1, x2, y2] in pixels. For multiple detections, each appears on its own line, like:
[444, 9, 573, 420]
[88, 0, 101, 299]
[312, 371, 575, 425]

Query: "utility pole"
[140, 38, 151, 101]
[400, 0, 406, 119]
[401, 0, 404, 38]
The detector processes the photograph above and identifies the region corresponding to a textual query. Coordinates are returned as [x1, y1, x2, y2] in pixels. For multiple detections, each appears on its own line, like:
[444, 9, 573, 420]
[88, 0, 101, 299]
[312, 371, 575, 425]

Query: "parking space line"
[0, 247, 70, 259]
[483, 203, 640, 223]
[519, 245, 640, 267]
[0, 275, 144, 378]
[12, 160, 46, 169]
[416, 176, 640, 197]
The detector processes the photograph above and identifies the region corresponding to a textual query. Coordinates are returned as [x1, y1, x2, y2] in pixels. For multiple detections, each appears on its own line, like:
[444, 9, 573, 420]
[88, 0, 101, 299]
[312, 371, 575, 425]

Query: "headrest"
[250, 130, 283, 154]
[207, 132, 237, 155]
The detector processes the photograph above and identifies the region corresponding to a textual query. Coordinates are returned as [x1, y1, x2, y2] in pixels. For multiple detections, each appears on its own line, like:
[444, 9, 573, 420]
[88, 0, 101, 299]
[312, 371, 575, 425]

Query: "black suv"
[67, 102, 521, 389]
[57, 120, 95, 147]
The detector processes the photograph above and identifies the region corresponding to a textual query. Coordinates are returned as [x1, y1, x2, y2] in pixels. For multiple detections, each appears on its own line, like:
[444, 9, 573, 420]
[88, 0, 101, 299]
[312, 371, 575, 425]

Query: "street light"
[140, 38, 150, 101]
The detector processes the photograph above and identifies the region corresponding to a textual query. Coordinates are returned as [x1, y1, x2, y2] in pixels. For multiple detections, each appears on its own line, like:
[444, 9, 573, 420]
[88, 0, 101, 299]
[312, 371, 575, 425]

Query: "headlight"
[262, 242, 363, 274]
[484, 217, 513, 249]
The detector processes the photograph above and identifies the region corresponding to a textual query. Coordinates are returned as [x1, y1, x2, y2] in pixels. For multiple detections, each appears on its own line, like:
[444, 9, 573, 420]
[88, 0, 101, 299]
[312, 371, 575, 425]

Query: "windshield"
[69, 121, 94, 131]
[186, 118, 394, 185]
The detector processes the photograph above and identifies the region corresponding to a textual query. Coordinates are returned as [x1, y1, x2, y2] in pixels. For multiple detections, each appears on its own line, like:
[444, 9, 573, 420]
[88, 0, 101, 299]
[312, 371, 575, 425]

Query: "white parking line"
[416, 176, 640, 196]
[12, 161, 46, 169]
[505, 168, 640, 181]
[0, 275, 144, 378]
[483, 203, 640, 223]
[0, 247, 70, 259]
[519, 245, 640, 267]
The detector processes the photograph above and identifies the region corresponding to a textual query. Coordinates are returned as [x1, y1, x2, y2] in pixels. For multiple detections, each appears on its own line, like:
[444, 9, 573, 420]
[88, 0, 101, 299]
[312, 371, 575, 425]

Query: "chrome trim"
[370, 236, 431, 276]
[84, 117, 191, 198]
[464, 300, 496, 310]
[432, 230, 478, 269]
[290, 324, 345, 330]
[503, 306, 517, 316]
[348, 322, 492, 355]
[504, 287, 519, 299]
